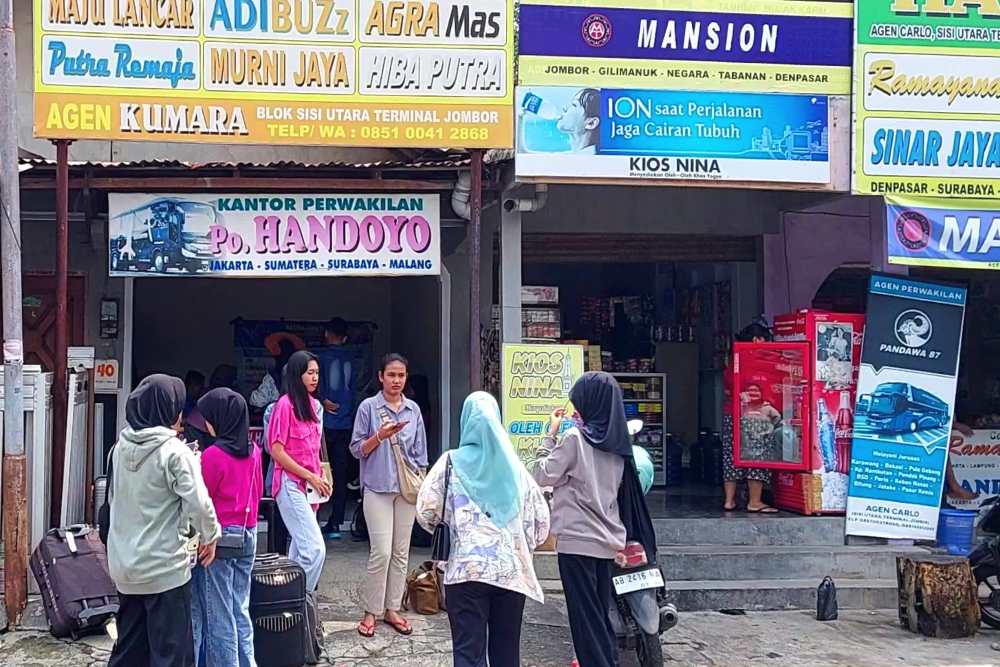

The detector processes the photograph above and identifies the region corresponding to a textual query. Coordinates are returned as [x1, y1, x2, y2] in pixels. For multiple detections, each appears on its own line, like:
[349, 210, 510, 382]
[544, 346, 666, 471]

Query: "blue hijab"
[450, 392, 526, 528]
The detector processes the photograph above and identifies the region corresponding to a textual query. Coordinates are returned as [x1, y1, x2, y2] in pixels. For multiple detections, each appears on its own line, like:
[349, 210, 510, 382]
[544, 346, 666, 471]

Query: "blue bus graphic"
[110, 199, 216, 274]
[864, 382, 949, 434]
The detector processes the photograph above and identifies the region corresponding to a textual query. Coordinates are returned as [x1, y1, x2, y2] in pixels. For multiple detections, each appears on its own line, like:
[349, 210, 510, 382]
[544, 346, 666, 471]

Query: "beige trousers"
[363, 490, 416, 615]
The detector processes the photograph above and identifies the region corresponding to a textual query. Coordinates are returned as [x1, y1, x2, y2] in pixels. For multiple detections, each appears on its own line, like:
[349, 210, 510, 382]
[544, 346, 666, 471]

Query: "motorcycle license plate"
[612, 567, 664, 595]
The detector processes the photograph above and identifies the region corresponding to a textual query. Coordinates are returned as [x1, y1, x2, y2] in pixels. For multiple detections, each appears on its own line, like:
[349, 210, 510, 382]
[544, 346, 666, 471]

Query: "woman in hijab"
[107, 375, 221, 667]
[191, 388, 263, 667]
[417, 392, 550, 667]
[533, 372, 657, 667]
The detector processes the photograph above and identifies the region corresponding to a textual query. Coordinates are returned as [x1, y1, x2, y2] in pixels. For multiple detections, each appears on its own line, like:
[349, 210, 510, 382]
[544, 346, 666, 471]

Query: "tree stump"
[896, 554, 979, 638]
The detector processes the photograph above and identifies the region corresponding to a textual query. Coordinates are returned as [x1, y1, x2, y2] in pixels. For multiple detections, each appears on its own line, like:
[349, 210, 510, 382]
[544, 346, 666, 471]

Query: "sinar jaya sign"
[108, 193, 440, 277]
[34, 0, 513, 147]
[853, 0, 1000, 197]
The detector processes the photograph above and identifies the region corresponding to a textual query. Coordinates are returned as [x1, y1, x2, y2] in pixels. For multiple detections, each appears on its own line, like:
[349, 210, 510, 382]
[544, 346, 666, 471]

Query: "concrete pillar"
[500, 194, 522, 344]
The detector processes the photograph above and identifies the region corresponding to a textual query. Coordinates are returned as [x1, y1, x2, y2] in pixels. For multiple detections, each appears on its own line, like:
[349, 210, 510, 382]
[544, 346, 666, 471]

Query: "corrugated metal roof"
[19, 156, 472, 170]
[19, 149, 513, 170]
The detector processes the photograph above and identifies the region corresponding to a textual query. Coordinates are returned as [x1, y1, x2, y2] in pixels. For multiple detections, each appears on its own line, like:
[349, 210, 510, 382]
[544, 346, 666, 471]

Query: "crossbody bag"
[216, 450, 261, 560]
[377, 406, 425, 504]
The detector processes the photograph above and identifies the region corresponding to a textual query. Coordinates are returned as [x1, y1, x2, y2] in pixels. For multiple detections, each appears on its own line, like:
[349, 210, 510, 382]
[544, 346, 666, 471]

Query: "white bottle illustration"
[521, 92, 561, 120]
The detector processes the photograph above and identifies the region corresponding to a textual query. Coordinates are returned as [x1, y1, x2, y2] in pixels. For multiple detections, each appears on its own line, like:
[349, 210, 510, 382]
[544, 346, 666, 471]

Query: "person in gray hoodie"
[107, 374, 222, 667]
[533, 371, 658, 667]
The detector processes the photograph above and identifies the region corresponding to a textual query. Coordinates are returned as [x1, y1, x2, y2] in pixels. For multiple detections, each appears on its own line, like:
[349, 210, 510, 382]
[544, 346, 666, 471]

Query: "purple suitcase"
[30, 524, 119, 638]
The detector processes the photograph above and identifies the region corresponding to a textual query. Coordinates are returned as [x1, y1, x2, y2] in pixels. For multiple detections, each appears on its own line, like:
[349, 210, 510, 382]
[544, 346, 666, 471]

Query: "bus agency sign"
[34, 0, 514, 147]
[853, 0, 1000, 198]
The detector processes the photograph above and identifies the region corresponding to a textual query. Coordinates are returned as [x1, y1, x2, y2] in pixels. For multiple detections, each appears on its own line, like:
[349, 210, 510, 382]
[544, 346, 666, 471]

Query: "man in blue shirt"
[317, 318, 356, 539]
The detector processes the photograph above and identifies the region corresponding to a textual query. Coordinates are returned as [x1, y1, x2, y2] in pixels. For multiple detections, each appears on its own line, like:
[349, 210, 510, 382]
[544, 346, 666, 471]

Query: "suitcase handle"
[79, 603, 119, 623]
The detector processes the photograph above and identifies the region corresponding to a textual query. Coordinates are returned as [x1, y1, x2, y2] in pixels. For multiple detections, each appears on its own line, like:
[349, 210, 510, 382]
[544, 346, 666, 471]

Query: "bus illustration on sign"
[110, 199, 216, 274]
[864, 382, 949, 434]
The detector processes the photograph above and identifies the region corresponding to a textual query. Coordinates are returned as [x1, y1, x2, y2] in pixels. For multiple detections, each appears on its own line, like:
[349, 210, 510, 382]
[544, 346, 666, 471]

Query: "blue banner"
[516, 86, 830, 183]
[846, 274, 967, 540]
[886, 196, 1000, 270]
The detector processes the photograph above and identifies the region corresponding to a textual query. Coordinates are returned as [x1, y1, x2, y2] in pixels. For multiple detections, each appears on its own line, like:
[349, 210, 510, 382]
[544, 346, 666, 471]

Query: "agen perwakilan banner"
[846, 275, 966, 540]
[516, 87, 830, 183]
[108, 193, 440, 277]
[501, 343, 584, 468]
[518, 0, 852, 95]
[34, 0, 513, 147]
[853, 0, 1000, 198]
[886, 195, 1000, 270]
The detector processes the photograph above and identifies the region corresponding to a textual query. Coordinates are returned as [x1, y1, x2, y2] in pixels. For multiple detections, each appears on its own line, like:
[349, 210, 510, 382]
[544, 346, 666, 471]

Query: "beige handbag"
[378, 406, 425, 504]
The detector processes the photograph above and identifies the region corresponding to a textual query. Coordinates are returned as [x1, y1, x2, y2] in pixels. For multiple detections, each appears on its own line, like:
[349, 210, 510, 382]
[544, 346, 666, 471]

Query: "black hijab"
[570, 372, 659, 563]
[126, 374, 186, 430]
[197, 388, 251, 458]
[570, 372, 633, 457]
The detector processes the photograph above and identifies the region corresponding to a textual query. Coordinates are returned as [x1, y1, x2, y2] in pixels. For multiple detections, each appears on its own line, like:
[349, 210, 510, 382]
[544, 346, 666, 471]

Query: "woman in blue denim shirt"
[351, 353, 428, 638]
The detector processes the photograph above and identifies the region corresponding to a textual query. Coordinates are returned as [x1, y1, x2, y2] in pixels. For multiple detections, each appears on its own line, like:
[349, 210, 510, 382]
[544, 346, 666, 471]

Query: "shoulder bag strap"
[441, 454, 452, 525]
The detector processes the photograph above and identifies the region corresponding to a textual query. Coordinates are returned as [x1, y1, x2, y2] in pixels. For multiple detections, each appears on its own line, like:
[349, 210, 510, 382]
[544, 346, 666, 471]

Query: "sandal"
[357, 617, 376, 638]
[383, 615, 413, 636]
[747, 505, 779, 514]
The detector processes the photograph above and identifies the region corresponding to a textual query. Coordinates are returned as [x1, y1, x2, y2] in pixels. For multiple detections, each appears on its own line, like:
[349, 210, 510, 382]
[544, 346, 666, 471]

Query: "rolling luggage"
[250, 554, 322, 666]
[29, 524, 119, 639]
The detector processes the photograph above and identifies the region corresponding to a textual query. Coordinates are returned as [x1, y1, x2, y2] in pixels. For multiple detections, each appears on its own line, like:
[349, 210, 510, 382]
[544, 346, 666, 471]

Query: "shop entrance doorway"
[130, 275, 447, 456]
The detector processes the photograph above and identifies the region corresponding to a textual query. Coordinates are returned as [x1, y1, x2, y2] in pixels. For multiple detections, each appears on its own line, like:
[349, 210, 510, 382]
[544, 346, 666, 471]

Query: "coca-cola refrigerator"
[766, 309, 866, 515]
[731, 342, 813, 478]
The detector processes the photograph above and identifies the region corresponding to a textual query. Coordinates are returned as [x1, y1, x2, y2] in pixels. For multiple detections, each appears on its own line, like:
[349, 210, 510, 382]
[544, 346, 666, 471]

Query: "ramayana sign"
[108, 193, 440, 277]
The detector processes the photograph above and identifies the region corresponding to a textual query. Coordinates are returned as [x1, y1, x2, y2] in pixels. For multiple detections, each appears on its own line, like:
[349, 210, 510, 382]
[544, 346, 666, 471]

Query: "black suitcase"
[251, 554, 321, 666]
[30, 524, 119, 639]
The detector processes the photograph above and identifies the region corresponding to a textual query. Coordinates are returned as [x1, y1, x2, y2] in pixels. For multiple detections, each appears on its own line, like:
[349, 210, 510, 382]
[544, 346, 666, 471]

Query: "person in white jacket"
[107, 374, 221, 667]
[417, 392, 550, 667]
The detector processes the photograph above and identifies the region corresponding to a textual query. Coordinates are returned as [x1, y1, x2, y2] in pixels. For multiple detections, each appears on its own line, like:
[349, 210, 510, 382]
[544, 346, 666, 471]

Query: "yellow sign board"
[33, 0, 514, 148]
[501, 343, 585, 467]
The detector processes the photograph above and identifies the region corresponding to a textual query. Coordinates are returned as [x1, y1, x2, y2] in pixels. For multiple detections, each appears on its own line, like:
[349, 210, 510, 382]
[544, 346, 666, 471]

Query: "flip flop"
[357, 618, 376, 638]
[723, 504, 738, 512]
[383, 616, 413, 636]
[747, 505, 779, 514]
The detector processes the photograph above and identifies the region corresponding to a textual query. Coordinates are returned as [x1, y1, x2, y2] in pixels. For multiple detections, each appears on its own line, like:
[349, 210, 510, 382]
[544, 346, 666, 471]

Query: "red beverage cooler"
[731, 342, 813, 480]
[768, 309, 865, 515]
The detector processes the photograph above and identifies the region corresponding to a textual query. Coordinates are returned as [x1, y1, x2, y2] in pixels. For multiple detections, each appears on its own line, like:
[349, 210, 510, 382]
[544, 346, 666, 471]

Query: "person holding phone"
[351, 353, 428, 638]
[268, 350, 332, 593]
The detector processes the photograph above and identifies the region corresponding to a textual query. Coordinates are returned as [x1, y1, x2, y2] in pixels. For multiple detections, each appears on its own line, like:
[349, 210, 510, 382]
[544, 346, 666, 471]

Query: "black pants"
[324, 428, 356, 529]
[445, 582, 526, 667]
[559, 553, 618, 667]
[108, 582, 195, 667]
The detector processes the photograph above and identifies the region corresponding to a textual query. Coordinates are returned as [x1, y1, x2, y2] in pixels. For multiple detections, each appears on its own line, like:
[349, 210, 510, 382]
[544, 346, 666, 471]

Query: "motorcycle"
[605, 419, 678, 667]
[969, 495, 1000, 628]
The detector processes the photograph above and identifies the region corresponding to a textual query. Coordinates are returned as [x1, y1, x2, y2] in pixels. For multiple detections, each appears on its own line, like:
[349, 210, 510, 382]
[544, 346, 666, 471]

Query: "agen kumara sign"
[846, 275, 966, 541]
[886, 195, 1000, 270]
[108, 193, 440, 277]
[34, 0, 513, 148]
[501, 343, 585, 468]
[853, 0, 1000, 198]
[517, 0, 852, 95]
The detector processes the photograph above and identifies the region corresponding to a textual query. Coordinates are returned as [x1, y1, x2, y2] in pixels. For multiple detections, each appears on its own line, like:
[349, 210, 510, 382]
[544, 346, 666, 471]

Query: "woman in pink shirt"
[190, 387, 262, 667]
[268, 350, 332, 593]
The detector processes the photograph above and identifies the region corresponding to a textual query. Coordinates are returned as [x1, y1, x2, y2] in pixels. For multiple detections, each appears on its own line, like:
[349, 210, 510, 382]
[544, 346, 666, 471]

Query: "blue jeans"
[192, 526, 257, 667]
[276, 474, 326, 593]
